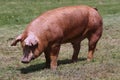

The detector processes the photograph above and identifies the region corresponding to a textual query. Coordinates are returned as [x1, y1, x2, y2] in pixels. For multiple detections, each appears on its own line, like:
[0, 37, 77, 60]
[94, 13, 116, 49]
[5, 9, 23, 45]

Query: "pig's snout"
[21, 52, 35, 64]
[21, 57, 30, 63]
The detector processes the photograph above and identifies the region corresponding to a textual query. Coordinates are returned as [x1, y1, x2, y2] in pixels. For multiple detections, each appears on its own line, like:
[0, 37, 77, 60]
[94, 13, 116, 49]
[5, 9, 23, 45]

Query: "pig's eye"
[29, 45, 38, 52]
[29, 46, 33, 49]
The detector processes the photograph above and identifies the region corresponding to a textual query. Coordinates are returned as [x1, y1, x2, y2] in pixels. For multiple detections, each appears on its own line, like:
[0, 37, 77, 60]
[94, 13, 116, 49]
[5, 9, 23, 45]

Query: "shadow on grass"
[20, 57, 87, 74]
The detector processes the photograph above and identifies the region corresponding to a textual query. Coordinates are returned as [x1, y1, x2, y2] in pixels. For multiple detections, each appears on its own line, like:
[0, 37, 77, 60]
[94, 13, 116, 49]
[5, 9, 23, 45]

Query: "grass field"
[0, 0, 120, 80]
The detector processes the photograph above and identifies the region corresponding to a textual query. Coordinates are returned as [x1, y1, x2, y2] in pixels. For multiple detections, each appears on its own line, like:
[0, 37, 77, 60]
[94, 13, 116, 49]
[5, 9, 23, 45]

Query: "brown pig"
[11, 5, 103, 70]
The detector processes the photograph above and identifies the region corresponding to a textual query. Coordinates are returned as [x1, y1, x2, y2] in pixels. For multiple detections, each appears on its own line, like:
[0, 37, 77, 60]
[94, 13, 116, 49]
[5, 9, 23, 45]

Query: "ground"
[0, 0, 120, 80]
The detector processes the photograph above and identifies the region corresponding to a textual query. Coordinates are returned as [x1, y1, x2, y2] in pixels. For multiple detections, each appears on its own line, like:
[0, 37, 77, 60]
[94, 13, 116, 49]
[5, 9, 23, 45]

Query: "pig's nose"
[21, 58, 30, 64]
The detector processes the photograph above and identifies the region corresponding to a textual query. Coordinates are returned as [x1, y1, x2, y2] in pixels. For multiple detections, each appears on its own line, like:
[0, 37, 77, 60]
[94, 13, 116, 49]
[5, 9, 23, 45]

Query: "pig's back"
[27, 5, 102, 43]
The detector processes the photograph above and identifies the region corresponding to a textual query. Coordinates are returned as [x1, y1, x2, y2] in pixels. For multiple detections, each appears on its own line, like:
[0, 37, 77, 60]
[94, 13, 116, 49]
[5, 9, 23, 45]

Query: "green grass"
[0, 0, 120, 80]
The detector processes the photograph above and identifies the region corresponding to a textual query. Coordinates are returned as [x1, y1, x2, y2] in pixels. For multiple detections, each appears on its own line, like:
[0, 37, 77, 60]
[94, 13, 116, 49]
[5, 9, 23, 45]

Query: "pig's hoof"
[87, 58, 92, 61]
[51, 66, 57, 71]
[72, 59, 78, 63]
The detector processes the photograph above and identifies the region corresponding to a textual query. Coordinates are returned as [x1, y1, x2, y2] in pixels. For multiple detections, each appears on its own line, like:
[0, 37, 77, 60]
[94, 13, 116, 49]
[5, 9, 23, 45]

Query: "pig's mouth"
[21, 52, 35, 64]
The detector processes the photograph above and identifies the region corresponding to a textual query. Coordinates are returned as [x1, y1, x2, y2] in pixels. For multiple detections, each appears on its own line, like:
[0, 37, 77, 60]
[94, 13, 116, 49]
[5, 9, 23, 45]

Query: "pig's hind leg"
[71, 42, 81, 62]
[87, 30, 102, 61]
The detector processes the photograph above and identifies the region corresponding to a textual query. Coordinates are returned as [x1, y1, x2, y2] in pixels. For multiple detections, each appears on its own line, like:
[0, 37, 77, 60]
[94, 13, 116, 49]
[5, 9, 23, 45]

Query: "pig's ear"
[11, 34, 22, 46]
[24, 34, 38, 46]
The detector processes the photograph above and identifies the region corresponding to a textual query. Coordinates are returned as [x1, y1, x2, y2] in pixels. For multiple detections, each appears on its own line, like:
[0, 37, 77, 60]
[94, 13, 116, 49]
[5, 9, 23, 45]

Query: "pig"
[11, 5, 103, 70]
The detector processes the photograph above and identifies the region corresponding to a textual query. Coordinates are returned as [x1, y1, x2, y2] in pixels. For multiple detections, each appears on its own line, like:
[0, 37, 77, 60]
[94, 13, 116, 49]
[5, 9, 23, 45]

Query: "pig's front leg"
[50, 44, 60, 70]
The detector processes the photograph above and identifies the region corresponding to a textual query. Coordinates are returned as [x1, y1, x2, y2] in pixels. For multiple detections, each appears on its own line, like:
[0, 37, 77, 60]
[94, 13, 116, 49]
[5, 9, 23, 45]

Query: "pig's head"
[11, 33, 42, 63]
